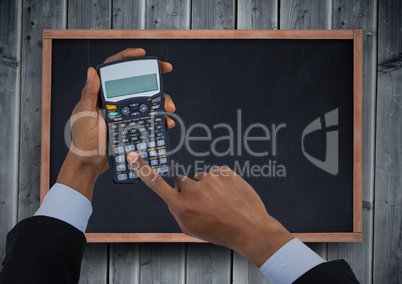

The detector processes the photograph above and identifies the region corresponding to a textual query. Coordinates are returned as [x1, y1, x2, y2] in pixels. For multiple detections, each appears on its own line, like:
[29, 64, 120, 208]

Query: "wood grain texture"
[108, 4, 143, 282]
[280, 0, 332, 29]
[329, 2, 377, 283]
[186, 244, 231, 283]
[0, 0, 21, 261]
[40, 39, 52, 203]
[79, 243, 108, 284]
[109, 244, 140, 284]
[68, 0, 110, 29]
[19, 0, 66, 220]
[374, 0, 402, 282]
[237, 0, 278, 29]
[66, 2, 110, 283]
[191, 0, 235, 29]
[43, 29, 354, 39]
[140, 244, 185, 283]
[233, 252, 270, 284]
[144, 3, 189, 283]
[145, 0, 190, 29]
[111, 0, 145, 29]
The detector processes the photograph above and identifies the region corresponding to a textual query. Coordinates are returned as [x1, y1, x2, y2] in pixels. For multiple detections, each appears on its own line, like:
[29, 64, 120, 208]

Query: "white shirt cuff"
[34, 183, 93, 233]
[260, 238, 326, 284]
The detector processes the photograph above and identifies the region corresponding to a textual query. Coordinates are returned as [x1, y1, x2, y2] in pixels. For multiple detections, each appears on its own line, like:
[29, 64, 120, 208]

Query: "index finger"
[127, 152, 178, 203]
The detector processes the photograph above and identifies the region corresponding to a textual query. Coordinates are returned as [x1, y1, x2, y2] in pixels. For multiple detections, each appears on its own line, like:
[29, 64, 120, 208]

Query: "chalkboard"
[41, 30, 362, 242]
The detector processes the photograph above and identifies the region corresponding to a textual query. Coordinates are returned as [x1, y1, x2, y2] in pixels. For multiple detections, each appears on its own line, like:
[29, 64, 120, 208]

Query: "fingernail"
[87, 68, 92, 81]
[127, 152, 138, 164]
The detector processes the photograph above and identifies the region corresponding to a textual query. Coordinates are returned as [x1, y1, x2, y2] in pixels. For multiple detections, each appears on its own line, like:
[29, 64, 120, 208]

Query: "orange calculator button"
[106, 104, 117, 110]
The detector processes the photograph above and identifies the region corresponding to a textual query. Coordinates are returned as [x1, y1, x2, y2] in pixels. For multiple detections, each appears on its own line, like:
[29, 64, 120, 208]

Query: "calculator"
[97, 57, 170, 183]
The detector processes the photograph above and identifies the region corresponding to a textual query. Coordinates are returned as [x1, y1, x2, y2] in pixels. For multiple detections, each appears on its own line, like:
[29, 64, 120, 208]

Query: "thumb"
[127, 152, 177, 203]
[80, 67, 100, 110]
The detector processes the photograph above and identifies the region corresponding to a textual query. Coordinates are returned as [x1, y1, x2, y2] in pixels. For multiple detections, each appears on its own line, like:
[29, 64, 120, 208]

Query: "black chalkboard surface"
[42, 30, 362, 242]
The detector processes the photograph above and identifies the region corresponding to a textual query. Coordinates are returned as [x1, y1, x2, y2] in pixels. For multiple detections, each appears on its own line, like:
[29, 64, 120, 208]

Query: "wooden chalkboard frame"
[41, 30, 363, 243]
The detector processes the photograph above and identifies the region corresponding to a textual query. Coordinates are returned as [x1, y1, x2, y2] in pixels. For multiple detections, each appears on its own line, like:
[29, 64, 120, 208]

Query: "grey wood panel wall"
[0, 0, 20, 263]
[0, 0, 401, 283]
[328, 1, 377, 283]
[375, 0, 402, 283]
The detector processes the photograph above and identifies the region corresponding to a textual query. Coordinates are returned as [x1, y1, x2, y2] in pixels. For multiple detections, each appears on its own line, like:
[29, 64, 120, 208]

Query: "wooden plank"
[0, 0, 21, 262]
[79, 243, 108, 284]
[86, 232, 361, 242]
[329, 2, 377, 283]
[140, 244, 186, 283]
[65, 1, 111, 283]
[186, 244, 231, 283]
[141, 2, 190, 283]
[233, 252, 270, 284]
[191, 0, 235, 29]
[374, 0, 402, 282]
[109, 244, 140, 284]
[107, 3, 146, 282]
[111, 0, 145, 29]
[43, 29, 355, 39]
[145, 0, 190, 29]
[19, 0, 66, 218]
[40, 39, 52, 203]
[68, 0, 110, 29]
[237, 0, 278, 29]
[280, 0, 332, 29]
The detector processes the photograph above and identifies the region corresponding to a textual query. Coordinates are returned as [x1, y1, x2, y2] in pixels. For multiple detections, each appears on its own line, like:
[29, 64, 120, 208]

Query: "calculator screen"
[105, 73, 158, 98]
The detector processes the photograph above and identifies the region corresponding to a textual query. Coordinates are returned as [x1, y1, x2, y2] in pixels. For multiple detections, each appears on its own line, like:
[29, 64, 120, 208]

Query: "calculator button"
[137, 143, 147, 150]
[122, 107, 130, 115]
[121, 130, 128, 135]
[149, 150, 157, 157]
[106, 104, 117, 110]
[130, 112, 141, 116]
[152, 96, 161, 103]
[115, 155, 125, 163]
[125, 145, 135, 152]
[129, 172, 138, 179]
[129, 103, 140, 108]
[111, 124, 118, 129]
[116, 165, 126, 172]
[157, 132, 164, 137]
[122, 138, 129, 143]
[157, 140, 165, 146]
[112, 139, 119, 144]
[117, 174, 127, 181]
[156, 125, 163, 130]
[151, 159, 158, 166]
[139, 151, 148, 158]
[155, 117, 162, 122]
[113, 146, 124, 154]
[130, 136, 138, 141]
[151, 104, 160, 110]
[119, 124, 127, 128]
[148, 141, 156, 148]
[159, 158, 167, 164]
[139, 104, 148, 112]
[158, 149, 166, 155]
[160, 165, 169, 173]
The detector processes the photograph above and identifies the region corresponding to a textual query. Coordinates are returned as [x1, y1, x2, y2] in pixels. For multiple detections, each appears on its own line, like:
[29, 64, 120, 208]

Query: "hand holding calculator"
[97, 57, 171, 183]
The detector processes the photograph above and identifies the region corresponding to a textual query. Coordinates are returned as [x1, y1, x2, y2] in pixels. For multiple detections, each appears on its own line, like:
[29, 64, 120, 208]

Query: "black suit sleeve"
[294, 260, 360, 283]
[0, 216, 87, 284]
